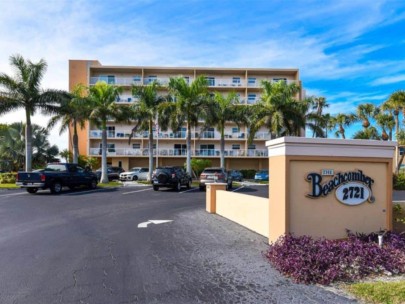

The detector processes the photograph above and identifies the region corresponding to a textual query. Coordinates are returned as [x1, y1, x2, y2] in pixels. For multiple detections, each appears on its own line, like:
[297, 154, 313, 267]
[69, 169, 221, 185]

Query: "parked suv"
[120, 167, 149, 181]
[96, 166, 125, 181]
[151, 166, 192, 191]
[199, 167, 232, 191]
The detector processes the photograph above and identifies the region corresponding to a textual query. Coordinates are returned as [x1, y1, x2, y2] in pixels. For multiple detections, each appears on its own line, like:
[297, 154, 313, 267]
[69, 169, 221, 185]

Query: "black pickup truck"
[16, 163, 98, 194]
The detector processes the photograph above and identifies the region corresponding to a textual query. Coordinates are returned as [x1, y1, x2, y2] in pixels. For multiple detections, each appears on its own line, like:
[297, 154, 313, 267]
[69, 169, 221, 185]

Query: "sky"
[0, 0, 405, 150]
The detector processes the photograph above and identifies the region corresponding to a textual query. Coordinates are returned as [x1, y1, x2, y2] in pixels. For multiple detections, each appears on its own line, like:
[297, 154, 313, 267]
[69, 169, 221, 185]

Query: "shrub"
[265, 232, 405, 285]
[393, 173, 405, 190]
[0, 172, 17, 184]
[240, 169, 256, 179]
[394, 204, 405, 224]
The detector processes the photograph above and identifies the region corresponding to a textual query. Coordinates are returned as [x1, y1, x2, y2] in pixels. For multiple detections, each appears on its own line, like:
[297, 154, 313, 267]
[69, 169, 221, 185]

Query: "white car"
[119, 167, 149, 181]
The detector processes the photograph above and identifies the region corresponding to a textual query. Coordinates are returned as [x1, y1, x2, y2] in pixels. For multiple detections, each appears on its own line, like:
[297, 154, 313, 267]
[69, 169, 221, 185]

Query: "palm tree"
[355, 103, 378, 130]
[352, 127, 380, 140]
[0, 54, 64, 172]
[382, 90, 405, 136]
[332, 113, 354, 139]
[248, 80, 302, 141]
[311, 97, 329, 137]
[88, 81, 123, 183]
[129, 81, 166, 180]
[47, 84, 90, 163]
[375, 113, 395, 141]
[161, 76, 209, 176]
[204, 91, 242, 168]
[59, 149, 71, 163]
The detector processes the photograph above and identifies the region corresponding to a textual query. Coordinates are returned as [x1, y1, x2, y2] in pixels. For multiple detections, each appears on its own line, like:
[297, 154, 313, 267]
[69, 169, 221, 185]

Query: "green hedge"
[240, 169, 256, 179]
[394, 173, 405, 190]
[0, 172, 17, 184]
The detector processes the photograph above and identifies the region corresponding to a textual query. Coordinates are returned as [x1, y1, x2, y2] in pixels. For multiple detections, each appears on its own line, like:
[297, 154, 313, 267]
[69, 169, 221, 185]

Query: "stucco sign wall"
[267, 137, 396, 243]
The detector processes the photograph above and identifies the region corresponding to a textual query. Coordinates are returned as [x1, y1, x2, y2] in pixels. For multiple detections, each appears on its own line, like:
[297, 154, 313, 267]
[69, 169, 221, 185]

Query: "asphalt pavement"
[0, 185, 356, 303]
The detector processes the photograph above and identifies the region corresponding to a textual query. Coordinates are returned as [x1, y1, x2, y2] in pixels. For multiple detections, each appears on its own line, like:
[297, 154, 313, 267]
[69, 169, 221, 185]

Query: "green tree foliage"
[190, 159, 212, 178]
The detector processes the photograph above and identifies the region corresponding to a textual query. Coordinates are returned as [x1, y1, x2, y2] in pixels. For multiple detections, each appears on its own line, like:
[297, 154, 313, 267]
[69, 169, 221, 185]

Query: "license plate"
[153, 181, 158, 184]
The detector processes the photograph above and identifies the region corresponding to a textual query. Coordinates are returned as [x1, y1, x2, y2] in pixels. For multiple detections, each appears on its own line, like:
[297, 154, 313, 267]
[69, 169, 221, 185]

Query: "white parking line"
[0, 192, 27, 198]
[180, 188, 200, 194]
[232, 186, 245, 192]
[122, 188, 153, 195]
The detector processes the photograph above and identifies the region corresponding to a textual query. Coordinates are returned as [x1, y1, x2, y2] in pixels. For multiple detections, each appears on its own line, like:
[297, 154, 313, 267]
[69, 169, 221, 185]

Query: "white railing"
[90, 76, 297, 88]
[89, 148, 268, 157]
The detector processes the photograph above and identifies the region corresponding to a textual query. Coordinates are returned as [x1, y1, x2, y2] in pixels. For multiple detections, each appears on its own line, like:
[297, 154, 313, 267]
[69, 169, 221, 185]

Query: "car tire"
[132, 175, 138, 181]
[186, 179, 191, 189]
[26, 188, 38, 194]
[89, 179, 97, 189]
[176, 181, 181, 192]
[228, 181, 232, 190]
[153, 185, 159, 191]
[50, 181, 62, 194]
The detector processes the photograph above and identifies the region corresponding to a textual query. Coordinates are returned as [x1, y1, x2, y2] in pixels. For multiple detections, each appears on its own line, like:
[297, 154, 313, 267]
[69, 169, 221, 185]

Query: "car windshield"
[203, 169, 223, 174]
[129, 168, 141, 172]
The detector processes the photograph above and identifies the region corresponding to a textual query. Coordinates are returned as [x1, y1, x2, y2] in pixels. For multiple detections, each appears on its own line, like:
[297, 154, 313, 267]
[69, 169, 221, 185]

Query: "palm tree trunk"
[148, 119, 154, 181]
[73, 121, 79, 163]
[220, 127, 225, 168]
[186, 122, 192, 176]
[395, 114, 399, 137]
[100, 122, 109, 184]
[25, 110, 32, 172]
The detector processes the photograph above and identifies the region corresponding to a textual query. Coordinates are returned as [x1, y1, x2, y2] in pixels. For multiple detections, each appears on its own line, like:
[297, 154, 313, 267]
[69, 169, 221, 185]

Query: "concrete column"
[206, 183, 227, 214]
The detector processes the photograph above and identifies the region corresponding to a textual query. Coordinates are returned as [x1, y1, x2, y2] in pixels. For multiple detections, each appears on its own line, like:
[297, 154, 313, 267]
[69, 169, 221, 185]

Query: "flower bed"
[265, 231, 405, 285]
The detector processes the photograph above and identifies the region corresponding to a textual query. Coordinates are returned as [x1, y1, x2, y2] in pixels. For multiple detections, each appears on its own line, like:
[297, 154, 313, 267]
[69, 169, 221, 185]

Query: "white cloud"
[370, 75, 405, 86]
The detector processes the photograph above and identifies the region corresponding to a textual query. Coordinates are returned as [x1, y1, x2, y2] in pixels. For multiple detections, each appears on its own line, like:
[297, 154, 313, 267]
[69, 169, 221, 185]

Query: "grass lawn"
[345, 281, 405, 304]
[97, 181, 123, 188]
[0, 184, 19, 189]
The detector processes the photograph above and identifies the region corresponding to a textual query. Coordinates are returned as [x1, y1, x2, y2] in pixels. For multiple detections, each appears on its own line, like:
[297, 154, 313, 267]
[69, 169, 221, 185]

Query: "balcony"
[89, 148, 268, 157]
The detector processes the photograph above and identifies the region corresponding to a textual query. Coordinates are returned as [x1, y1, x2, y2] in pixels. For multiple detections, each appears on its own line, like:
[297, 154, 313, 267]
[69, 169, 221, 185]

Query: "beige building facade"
[68, 60, 302, 171]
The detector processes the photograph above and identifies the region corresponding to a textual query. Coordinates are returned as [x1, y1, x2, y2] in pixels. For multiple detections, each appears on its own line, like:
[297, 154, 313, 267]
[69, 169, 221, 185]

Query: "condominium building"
[68, 60, 302, 171]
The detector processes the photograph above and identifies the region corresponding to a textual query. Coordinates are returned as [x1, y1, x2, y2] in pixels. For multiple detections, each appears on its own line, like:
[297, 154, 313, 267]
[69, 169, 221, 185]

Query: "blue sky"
[0, 0, 405, 148]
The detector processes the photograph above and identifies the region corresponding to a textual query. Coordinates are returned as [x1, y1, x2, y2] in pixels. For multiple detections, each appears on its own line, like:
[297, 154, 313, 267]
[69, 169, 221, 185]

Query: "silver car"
[199, 167, 232, 191]
[120, 167, 149, 181]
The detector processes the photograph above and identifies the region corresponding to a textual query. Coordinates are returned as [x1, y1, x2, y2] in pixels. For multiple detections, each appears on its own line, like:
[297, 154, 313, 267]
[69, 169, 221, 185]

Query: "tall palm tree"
[332, 113, 354, 139]
[248, 80, 302, 141]
[382, 90, 405, 136]
[160, 76, 209, 176]
[88, 81, 123, 183]
[375, 112, 395, 141]
[0, 54, 64, 171]
[129, 81, 166, 180]
[310, 96, 329, 137]
[204, 92, 243, 168]
[47, 84, 90, 163]
[355, 103, 378, 130]
[352, 127, 380, 140]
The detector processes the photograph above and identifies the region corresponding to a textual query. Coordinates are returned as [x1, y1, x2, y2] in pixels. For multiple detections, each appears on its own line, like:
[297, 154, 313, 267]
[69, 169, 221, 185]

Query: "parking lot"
[0, 184, 354, 304]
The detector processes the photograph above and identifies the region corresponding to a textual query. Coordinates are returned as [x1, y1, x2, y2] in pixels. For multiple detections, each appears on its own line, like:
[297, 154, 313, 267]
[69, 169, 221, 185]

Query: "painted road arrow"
[138, 220, 173, 228]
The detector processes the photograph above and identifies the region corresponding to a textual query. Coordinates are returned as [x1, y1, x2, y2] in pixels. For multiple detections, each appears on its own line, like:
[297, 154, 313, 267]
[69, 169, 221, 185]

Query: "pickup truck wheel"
[132, 175, 138, 181]
[186, 179, 191, 189]
[176, 181, 181, 192]
[26, 188, 38, 194]
[153, 185, 159, 191]
[89, 179, 97, 189]
[50, 181, 62, 194]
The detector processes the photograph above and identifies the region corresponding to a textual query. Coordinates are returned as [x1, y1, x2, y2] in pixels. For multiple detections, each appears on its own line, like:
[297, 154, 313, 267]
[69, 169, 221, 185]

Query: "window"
[273, 78, 287, 83]
[206, 77, 215, 86]
[200, 144, 215, 156]
[133, 75, 141, 82]
[107, 126, 115, 137]
[232, 77, 240, 84]
[132, 143, 140, 149]
[248, 144, 256, 150]
[174, 144, 186, 155]
[99, 75, 115, 84]
[147, 75, 157, 84]
[183, 76, 190, 84]
[232, 127, 240, 133]
[232, 144, 240, 150]
[248, 77, 256, 85]
[247, 94, 256, 104]
[99, 143, 115, 152]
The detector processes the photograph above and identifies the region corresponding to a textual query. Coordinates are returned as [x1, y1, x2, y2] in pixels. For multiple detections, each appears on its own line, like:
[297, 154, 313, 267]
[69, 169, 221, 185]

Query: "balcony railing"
[89, 130, 271, 140]
[90, 76, 297, 88]
[89, 148, 268, 157]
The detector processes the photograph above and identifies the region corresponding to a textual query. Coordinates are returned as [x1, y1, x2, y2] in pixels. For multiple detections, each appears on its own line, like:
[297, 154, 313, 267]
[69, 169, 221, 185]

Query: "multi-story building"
[69, 60, 302, 171]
